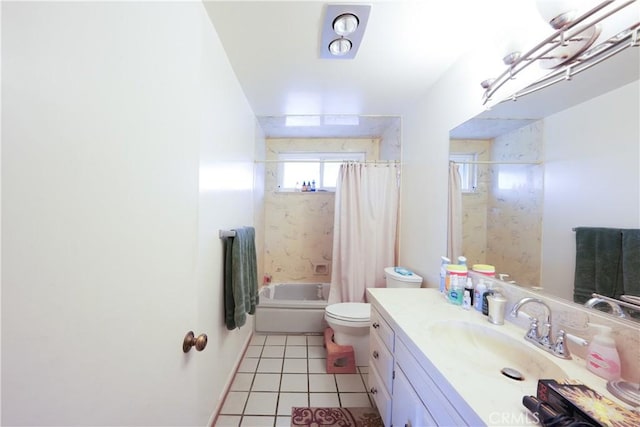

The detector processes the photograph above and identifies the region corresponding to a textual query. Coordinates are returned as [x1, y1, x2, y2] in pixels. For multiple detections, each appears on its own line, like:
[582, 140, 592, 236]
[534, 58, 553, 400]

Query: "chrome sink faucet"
[510, 297, 571, 359]
[584, 296, 626, 318]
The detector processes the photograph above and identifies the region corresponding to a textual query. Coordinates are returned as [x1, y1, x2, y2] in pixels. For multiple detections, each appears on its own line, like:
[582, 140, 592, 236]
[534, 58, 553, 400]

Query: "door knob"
[183, 331, 208, 352]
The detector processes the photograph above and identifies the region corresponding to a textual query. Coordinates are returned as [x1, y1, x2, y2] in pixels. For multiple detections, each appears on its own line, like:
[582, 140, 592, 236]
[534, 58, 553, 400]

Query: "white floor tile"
[265, 335, 287, 345]
[215, 415, 241, 427]
[238, 358, 259, 373]
[240, 416, 275, 426]
[280, 374, 308, 392]
[307, 335, 324, 346]
[308, 358, 327, 374]
[275, 416, 291, 427]
[262, 345, 285, 358]
[257, 358, 283, 373]
[230, 373, 254, 391]
[250, 335, 266, 345]
[286, 335, 307, 346]
[277, 392, 309, 416]
[220, 391, 248, 415]
[335, 374, 366, 392]
[308, 374, 337, 392]
[339, 392, 372, 407]
[285, 346, 307, 358]
[252, 373, 281, 392]
[283, 358, 307, 373]
[244, 392, 278, 415]
[309, 392, 340, 407]
[358, 366, 368, 374]
[245, 346, 263, 358]
[307, 346, 327, 358]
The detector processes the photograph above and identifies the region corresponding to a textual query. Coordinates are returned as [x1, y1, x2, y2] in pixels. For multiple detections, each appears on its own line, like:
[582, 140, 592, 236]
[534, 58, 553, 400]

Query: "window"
[277, 152, 366, 191]
[450, 153, 478, 193]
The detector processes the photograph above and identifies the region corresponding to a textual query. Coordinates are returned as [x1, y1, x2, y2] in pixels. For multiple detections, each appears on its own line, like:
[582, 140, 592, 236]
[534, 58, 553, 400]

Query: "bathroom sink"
[425, 320, 567, 382]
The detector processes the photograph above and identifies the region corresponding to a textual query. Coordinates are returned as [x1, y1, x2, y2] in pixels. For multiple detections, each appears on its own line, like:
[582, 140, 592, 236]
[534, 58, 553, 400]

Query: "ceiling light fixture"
[320, 5, 371, 59]
[481, 0, 639, 106]
[329, 38, 352, 56]
[333, 13, 359, 36]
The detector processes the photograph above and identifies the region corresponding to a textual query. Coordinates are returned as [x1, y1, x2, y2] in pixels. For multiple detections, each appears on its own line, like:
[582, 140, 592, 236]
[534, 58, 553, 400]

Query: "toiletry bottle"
[457, 256, 467, 267]
[474, 279, 486, 312]
[586, 324, 621, 381]
[449, 278, 463, 306]
[464, 277, 474, 307]
[439, 256, 450, 294]
[462, 290, 471, 310]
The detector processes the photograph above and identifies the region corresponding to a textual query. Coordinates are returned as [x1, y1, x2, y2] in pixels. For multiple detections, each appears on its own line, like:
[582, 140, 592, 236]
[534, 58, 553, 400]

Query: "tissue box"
[537, 379, 640, 427]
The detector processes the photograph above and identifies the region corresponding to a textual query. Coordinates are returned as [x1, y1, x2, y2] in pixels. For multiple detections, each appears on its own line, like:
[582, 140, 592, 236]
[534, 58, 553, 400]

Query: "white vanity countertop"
[367, 288, 633, 426]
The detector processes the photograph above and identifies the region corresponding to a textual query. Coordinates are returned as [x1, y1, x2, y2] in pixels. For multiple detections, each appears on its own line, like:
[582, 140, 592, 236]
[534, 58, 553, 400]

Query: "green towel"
[224, 226, 258, 330]
[573, 227, 623, 303]
[622, 229, 640, 296]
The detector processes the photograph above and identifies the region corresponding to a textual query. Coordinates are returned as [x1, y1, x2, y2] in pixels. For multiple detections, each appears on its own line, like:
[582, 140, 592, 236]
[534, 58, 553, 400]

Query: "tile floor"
[215, 333, 372, 427]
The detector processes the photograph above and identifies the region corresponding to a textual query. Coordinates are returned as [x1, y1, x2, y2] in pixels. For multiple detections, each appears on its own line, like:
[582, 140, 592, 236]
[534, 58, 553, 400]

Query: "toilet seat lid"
[326, 303, 370, 321]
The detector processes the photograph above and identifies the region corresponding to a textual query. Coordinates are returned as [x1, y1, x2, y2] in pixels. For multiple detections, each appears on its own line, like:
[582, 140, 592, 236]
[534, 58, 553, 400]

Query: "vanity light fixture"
[320, 5, 371, 59]
[481, 0, 639, 105]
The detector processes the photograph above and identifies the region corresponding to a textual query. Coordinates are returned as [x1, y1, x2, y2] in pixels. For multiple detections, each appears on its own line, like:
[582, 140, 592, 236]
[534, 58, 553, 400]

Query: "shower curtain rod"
[452, 160, 542, 165]
[255, 159, 400, 164]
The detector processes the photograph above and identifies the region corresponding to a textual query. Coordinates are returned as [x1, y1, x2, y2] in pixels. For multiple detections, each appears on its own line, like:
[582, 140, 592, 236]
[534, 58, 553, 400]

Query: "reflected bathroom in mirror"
[448, 17, 640, 322]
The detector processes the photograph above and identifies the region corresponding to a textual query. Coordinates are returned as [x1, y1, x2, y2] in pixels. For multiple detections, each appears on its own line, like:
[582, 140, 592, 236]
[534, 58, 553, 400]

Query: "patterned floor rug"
[290, 407, 384, 427]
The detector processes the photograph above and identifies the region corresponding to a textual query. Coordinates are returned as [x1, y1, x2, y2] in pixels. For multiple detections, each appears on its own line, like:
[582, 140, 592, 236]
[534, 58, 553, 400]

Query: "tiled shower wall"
[487, 121, 543, 286]
[263, 138, 380, 284]
[451, 120, 543, 285]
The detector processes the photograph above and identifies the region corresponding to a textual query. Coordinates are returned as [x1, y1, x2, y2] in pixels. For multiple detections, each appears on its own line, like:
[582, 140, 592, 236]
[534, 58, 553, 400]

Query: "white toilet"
[324, 267, 423, 366]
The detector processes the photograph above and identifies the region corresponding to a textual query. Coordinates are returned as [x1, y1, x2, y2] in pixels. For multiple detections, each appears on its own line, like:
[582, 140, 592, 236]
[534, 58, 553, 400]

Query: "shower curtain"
[448, 161, 463, 262]
[328, 162, 400, 304]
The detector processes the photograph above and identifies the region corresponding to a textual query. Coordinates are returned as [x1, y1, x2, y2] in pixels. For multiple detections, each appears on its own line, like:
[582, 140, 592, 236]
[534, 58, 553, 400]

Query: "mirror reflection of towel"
[573, 227, 640, 303]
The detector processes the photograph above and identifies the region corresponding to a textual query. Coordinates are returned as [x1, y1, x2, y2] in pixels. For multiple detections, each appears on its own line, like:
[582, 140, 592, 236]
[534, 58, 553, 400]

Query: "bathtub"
[255, 283, 330, 333]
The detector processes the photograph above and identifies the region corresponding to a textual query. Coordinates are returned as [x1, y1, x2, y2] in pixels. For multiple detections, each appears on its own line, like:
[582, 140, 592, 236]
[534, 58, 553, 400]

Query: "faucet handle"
[525, 318, 540, 341]
[553, 329, 572, 359]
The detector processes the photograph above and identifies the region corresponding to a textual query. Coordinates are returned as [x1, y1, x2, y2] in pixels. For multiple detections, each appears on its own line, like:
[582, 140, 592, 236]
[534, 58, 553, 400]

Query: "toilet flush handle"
[372, 322, 380, 329]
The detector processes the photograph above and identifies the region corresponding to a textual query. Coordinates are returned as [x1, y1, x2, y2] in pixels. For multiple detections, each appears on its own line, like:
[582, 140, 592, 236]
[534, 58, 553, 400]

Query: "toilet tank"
[384, 267, 423, 288]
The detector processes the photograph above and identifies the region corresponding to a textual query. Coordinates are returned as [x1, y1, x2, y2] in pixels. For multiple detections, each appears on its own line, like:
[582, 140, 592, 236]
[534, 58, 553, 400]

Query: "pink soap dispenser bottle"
[586, 324, 621, 381]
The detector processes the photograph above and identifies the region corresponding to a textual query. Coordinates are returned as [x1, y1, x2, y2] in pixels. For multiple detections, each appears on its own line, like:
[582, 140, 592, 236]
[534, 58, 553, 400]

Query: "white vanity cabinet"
[369, 304, 483, 427]
[368, 306, 395, 426]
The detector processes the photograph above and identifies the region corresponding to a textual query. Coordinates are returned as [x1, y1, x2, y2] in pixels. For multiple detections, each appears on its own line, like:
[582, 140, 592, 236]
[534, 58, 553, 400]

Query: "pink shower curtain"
[328, 162, 400, 304]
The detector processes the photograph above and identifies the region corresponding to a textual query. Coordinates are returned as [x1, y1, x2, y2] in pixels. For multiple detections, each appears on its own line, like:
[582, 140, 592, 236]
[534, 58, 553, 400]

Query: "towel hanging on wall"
[223, 226, 258, 330]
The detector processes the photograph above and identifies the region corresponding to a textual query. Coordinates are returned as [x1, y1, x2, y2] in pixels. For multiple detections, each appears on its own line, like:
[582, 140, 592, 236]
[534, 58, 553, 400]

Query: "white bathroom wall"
[2, 2, 257, 426]
[541, 80, 640, 300]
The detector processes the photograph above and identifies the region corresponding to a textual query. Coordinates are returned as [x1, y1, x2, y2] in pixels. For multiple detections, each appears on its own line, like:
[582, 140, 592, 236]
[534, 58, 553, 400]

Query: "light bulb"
[333, 13, 359, 36]
[536, 0, 577, 29]
[329, 38, 352, 56]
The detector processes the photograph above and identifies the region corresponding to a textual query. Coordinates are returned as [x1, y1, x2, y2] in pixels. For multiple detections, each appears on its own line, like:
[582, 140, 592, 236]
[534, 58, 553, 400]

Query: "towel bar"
[219, 229, 236, 238]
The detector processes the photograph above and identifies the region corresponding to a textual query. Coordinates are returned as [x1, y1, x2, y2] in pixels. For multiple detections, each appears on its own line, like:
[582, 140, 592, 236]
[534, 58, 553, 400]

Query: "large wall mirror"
[449, 43, 639, 322]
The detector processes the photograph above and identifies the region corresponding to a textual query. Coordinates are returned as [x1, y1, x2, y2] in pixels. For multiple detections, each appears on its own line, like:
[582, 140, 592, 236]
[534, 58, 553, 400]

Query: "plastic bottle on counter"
[464, 277, 474, 308]
[439, 256, 451, 294]
[445, 264, 467, 294]
[457, 256, 467, 267]
[462, 290, 472, 310]
[586, 324, 621, 381]
[474, 279, 487, 312]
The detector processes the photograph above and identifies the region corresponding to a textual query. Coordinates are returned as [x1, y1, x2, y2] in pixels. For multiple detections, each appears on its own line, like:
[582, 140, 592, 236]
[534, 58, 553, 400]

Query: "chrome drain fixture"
[501, 367, 525, 381]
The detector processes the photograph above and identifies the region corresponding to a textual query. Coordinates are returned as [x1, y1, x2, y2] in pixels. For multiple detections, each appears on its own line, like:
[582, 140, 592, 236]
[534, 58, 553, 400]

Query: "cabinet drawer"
[368, 363, 391, 427]
[369, 330, 394, 392]
[395, 338, 468, 426]
[370, 308, 394, 353]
